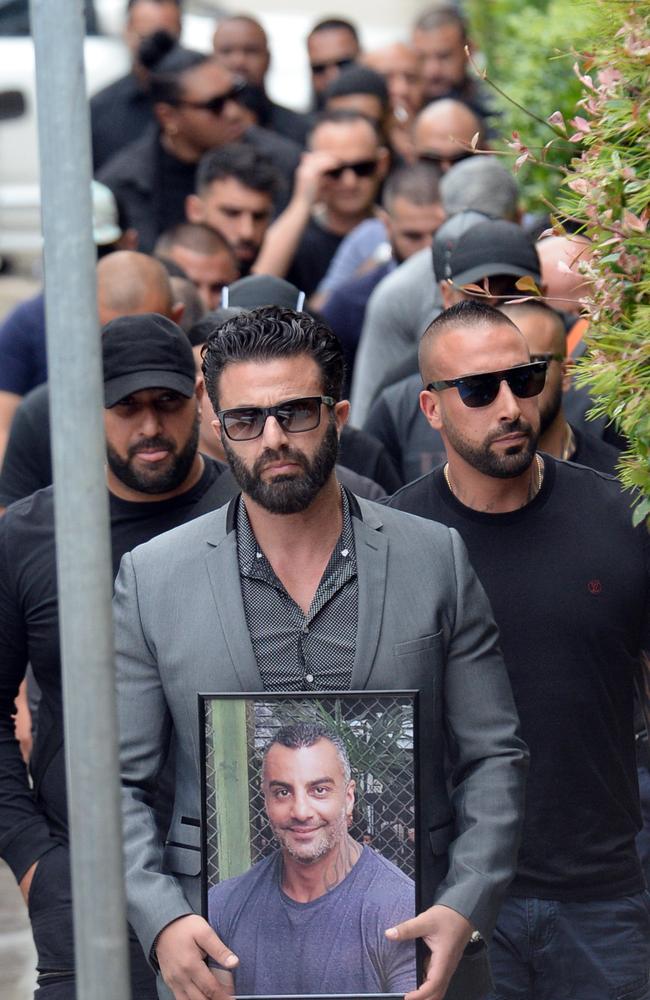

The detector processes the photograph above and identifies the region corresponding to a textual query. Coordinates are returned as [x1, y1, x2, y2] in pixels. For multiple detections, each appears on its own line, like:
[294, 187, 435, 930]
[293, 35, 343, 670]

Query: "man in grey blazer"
[113, 305, 528, 1000]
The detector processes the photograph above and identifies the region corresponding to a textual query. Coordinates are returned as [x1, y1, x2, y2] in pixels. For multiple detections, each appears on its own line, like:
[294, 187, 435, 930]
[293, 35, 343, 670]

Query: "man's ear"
[420, 388, 443, 431]
[186, 194, 205, 224]
[171, 302, 185, 326]
[376, 146, 391, 182]
[334, 399, 350, 432]
[560, 357, 573, 395]
[211, 417, 223, 442]
[439, 280, 455, 309]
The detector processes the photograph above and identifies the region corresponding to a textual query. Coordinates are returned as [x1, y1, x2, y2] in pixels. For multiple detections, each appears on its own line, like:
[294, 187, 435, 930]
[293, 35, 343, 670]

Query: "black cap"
[222, 275, 305, 311]
[102, 313, 196, 408]
[432, 211, 492, 281]
[443, 219, 541, 286]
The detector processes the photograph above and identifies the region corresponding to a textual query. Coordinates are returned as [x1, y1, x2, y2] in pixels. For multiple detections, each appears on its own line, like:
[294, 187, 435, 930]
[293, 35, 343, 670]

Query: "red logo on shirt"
[588, 579, 602, 594]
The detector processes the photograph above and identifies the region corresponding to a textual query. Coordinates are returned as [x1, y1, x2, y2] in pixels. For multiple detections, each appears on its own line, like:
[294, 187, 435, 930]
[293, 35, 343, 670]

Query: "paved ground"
[0, 860, 37, 999]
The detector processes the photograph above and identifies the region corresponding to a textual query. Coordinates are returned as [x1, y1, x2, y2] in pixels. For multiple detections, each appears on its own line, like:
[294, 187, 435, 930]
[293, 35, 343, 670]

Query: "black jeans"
[28, 844, 157, 999]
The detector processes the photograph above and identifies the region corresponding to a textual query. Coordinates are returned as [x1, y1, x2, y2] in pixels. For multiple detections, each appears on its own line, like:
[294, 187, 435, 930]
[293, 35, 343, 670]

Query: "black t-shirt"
[387, 456, 650, 901]
[286, 217, 344, 298]
[90, 72, 154, 171]
[0, 382, 51, 507]
[0, 458, 224, 879]
[156, 145, 198, 238]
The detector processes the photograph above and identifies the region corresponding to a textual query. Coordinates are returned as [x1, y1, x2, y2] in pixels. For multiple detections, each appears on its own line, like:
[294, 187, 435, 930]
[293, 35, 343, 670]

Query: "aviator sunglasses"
[427, 360, 548, 409]
[217, 395, 335, 441]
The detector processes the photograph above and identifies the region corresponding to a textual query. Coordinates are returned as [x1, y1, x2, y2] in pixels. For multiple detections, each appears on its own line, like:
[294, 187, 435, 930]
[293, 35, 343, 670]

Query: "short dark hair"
[155, 222, 232, 257]
[413, 5, 467, 41]
[322, 65, 389, 108]
[262, 722, 352, 784]
[308, 108, 381, 145]
[308, 17, 359, 44]
[419, 299, 520, 372]
[201, 305, 345, 411]
[195, 144, 279, 198]
[382, 162, 441, 211]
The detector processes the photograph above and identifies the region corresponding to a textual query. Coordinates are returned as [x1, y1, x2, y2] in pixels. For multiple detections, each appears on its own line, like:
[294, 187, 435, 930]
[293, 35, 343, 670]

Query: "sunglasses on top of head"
[217, 395, 336, 441]
[175, 80, 246, 116]
[311, 56, 355, 76]
[427, 361, 548, 409]
[323, 159, 378, 181]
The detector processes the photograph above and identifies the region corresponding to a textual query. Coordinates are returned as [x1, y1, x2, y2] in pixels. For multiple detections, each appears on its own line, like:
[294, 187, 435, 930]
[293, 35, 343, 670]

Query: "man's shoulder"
[355, 490, 451, 542]
[208, 854, 277, 914]
[0, 291, 45, 343]
[551, 455, 638, 524]
[0, 485, 55, 543]
[97, 126, 157, 187]
[91, 72, 137, 108]
[365, 248, 438, 332]
[383, 470, 439, 514]
[127, 501, 230, 568]
[364, 847, 414, 890]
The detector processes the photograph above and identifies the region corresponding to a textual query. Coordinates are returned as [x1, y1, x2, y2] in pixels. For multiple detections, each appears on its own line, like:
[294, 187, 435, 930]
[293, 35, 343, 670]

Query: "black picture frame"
[198, 690, 427, 1000]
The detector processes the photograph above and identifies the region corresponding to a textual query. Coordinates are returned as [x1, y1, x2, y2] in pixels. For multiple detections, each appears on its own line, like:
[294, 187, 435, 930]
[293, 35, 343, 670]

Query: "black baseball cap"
[102, 313, 196, 408]
[443, 219, 541, 286]
[432, 211, 492, 281]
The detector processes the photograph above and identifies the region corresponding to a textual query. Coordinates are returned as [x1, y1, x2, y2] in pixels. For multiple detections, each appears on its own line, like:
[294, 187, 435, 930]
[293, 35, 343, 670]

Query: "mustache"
[486, 418, 534, 445]
[253, 446, 309, 476]
[128, 435, 175, 459]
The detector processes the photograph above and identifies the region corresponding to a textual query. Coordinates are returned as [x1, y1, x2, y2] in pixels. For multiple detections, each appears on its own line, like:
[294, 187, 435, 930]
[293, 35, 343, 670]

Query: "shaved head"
[419, 299, 523, 381]
[97, 252, 175, 325]
[414, 98, 483, 171]
[536, 236, 593, 313]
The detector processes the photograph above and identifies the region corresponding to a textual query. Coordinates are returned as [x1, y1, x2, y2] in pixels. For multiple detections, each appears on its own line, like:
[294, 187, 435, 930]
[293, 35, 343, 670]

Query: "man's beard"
[223, 419, 339, 514]
[443, 416, 539, 479]
[272, 808, 349, 866]
[106, 416, 199, 495]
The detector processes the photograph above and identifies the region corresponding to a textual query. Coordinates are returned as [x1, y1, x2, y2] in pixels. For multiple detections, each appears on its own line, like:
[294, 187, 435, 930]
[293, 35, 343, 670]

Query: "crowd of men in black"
[0, 2, 648, 1000]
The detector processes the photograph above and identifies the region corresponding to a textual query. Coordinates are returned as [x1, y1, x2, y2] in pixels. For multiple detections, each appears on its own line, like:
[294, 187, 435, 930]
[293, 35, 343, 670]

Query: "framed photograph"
[199, 690, 423, 1000]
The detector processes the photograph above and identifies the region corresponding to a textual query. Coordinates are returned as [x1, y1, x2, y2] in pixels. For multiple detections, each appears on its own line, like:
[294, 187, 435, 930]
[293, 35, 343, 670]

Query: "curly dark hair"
[201, 305, 345, 411]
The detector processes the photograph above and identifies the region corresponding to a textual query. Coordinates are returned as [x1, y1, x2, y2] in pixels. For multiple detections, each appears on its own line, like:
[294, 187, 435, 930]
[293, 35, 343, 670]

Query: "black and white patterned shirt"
[236, 490, 358, 691]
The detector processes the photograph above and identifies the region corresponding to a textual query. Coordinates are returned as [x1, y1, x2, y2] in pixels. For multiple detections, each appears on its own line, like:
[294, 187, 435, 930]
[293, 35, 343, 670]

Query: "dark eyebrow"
[267, 775, 335, 789]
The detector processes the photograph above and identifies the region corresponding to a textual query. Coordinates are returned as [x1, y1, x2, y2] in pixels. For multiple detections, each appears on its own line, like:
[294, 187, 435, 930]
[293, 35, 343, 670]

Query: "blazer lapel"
[204, 507, 263, 691]
[350, 500, 388, 689]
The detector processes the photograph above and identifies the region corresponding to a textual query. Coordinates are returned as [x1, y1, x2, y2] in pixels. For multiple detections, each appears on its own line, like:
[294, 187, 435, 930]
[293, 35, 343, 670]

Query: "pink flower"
[573, 61, 595, 89]
[547, 110, 567, 132]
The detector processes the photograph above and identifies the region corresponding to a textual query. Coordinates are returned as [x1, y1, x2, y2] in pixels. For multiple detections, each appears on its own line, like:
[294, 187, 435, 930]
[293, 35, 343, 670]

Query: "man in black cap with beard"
[0, 314, 228, 1000]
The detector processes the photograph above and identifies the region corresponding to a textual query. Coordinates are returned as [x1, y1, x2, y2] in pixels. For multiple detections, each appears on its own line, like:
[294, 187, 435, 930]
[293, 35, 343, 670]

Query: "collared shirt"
[236, 490, 358, 691]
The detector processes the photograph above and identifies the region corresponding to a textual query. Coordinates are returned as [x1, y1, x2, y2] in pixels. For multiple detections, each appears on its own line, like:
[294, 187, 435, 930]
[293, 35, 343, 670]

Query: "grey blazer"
[113, 493, 528, 982]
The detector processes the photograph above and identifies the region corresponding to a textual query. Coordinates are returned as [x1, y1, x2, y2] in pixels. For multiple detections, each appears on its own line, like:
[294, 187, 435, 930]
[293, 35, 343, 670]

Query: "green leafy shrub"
[466, 0, 599, 210]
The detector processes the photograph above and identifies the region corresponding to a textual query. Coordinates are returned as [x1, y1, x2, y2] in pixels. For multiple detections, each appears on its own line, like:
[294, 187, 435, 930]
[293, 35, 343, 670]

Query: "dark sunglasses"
[310, 57, 355, 76]
[427, 361, 548, 408]
[529, 351, 564, 363]
[176, 81, 246, 116]
[217, 395, 335, 441]
[323, 159, 378, 180]
[418, 149, 474, 167]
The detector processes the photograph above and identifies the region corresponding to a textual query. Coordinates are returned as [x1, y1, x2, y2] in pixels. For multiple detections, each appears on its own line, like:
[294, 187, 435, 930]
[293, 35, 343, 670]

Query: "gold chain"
[444, 454, 544, 504]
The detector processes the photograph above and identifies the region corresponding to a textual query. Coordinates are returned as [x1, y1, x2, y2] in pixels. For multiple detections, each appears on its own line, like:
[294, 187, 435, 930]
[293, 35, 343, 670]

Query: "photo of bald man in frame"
[199, 691, 424, 1000]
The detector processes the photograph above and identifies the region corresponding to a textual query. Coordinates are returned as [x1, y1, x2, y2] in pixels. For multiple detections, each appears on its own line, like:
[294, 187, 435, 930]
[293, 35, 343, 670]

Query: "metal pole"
[29, 2, 131, 997]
